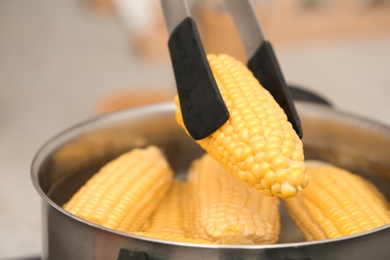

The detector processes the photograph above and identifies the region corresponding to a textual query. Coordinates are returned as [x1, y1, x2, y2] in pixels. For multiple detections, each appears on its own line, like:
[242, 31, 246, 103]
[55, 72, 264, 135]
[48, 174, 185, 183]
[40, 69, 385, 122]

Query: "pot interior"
[32, 101, 390, 245]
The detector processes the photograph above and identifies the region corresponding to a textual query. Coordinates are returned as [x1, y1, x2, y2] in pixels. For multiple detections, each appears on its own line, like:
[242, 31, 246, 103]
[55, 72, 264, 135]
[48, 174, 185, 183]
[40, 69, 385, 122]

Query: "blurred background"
[0, 0, 389, 258]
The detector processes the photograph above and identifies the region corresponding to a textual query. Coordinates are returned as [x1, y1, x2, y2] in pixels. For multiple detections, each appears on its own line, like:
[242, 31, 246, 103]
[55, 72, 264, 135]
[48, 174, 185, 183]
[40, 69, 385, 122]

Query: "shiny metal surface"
[31, 102, 390, 260]
[161, 0, 191, 35]
[224, 0, 266, 58]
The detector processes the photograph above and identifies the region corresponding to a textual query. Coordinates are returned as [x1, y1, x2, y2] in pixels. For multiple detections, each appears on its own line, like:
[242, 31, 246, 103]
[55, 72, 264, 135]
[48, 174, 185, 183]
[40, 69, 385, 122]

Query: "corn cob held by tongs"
[161, 0, 307, 198]
[161, 0, 302, 140]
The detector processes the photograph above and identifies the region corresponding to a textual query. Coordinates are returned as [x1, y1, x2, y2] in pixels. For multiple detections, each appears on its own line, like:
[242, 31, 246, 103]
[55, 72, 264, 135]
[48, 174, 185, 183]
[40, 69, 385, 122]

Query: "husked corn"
[187, 154, 280, 244]
[175, 54, 307, 198]
[140, 180, 188, 237]
[283, 164, 390, 240]
[63, 146, 173, 233]
[134, 180, 216, 244]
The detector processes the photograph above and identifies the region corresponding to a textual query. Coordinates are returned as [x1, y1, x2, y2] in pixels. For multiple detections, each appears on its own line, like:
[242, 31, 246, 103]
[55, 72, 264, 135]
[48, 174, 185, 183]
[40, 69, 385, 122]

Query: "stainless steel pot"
[31, 101, 390, 260]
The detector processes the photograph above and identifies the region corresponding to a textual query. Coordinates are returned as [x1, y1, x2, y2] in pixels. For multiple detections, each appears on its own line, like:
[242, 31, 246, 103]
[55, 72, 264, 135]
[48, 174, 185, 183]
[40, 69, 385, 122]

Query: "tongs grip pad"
[168, 17, 229, 140]
[248, 41, 303, 138]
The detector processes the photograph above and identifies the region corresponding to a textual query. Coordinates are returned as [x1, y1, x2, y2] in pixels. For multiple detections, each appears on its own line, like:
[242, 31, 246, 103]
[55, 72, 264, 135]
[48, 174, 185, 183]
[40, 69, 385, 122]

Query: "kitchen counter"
[0, 0, 389, 259]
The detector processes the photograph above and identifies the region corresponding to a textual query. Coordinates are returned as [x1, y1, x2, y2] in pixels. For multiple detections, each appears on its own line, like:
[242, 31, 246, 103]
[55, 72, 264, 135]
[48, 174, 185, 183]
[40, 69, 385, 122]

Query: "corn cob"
[174, 54, 307, 198]
[134, 180, 216, 244]
[186, 154, 280, 244]
[283, 164, 390, 241]
[63, 146, 173, 233]
[139, 180, 188, 237]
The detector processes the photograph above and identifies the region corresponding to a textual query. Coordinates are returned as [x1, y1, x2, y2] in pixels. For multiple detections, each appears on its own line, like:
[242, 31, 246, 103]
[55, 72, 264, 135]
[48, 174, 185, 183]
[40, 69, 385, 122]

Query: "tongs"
[161, 0, 302, 140]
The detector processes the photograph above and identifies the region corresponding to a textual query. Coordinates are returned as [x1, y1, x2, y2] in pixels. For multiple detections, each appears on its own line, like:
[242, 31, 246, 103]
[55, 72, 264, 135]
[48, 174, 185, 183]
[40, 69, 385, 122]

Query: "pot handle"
[288, 84, 333, 108]
[117, 248, 149, 260]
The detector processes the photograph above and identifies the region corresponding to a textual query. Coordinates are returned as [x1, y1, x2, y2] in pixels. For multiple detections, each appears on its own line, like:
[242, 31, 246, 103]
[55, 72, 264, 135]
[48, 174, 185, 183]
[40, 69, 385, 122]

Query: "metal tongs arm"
[161, 0, 229, 140]
[224, 0, 302, 138]
[161, 0, 302, 140]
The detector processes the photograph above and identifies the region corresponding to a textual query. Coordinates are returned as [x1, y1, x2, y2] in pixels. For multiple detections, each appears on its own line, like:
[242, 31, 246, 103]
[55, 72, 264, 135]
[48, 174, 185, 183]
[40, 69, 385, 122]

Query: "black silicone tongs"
[161, 0, 302, 140]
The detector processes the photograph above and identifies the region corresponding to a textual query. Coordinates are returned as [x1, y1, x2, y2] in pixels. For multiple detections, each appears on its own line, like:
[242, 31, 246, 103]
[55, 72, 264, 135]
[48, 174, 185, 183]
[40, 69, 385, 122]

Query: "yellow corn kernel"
[187, 154, 280, 244]
[175, 54, 307, 198]
[283, 164, 390, 241]
[140, 180, 188, 237]
[63, 146, 173, 233]
[134, 180, 216, 244]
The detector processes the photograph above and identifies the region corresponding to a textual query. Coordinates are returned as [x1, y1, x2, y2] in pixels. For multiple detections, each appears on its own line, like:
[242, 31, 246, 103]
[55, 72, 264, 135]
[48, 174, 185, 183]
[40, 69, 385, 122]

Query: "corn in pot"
[63, 146, 173, 233]
[283, 164, 390, 240]
[135, 180, 213, 244]
[186, 154, 281, 244]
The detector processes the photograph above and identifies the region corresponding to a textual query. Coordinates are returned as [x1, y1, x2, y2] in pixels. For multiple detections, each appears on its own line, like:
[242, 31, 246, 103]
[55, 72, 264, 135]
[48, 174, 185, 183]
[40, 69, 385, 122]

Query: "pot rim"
[31, 101, 390, 249]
